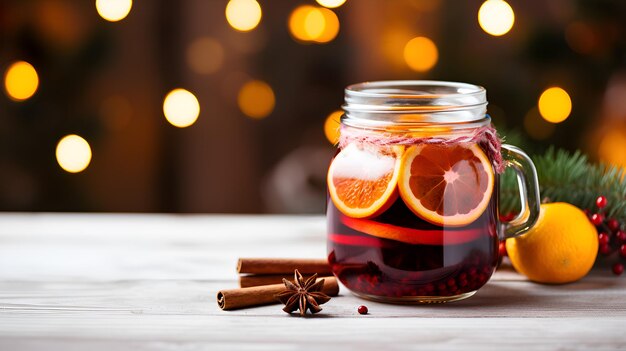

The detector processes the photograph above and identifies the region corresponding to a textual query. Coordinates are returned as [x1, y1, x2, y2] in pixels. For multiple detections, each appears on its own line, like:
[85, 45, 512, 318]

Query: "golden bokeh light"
[4, 61, 39, 101]
[324, 110, 343, 144]
[225, 0, 262, 32]
[186, 37, 224, 75]
[289, 6, 314, 41]
[599, 129, 626, 170]
[538, 87, 572, 123]
[524, 108, 555, 140]
[163, 89, 200, 128]
[56, 134, 92, 173]
[381, 26, 413, 68]
[95, 0, 132, 22]
[316, 0, 347, 9]
[478, 0, 515, 36]
[403, 37, 439, 72]
[305, 8, 326, 40]
[237, 80, 275, 119]
[288, 5, 339, 43]
[315, 8, 340, 43]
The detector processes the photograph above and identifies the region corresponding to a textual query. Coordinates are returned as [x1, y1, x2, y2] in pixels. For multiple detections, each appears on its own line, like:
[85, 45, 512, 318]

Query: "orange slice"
[327, 143, 403, 218]
[340, 216, 485, 245]
[398, 143, 494, 227]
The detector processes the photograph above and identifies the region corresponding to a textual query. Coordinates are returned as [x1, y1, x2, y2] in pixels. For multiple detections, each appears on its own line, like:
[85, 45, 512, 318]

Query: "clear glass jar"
[326, 81, 540, 303]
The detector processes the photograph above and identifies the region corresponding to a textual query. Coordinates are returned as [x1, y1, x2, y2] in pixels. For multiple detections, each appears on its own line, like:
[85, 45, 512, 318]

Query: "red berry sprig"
[596, 196, 608, 209]
[598, 232, 610, 246]
[613, 263, 624, 276]
[587, 195, 626, 276]
[591, 213, 605, 226]
[608, 218, 620, 232]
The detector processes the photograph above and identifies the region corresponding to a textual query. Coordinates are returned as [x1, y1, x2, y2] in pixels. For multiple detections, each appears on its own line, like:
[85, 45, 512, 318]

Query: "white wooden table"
[0, 214, 624, 350]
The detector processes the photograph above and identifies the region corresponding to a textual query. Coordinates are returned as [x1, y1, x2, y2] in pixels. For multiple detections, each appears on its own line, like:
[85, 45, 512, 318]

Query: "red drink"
[328, 80, 541, 303]
[327, 176, 499, 302]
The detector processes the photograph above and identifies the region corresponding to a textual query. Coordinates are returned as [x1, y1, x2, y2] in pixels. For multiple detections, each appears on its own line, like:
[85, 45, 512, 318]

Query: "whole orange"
[506, 202, 598, 284]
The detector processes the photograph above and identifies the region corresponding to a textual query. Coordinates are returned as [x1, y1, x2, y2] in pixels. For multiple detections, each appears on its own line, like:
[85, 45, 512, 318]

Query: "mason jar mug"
[326, 81, 540, 303]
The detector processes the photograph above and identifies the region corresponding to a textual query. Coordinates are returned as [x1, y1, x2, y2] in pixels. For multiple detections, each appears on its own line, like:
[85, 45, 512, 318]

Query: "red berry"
[598, 232, 610, 246]
[596, 196, 608, 209]
[617, 231, 626, 243]
[591, 213, 605, 226]
[608, 218, 620, 232]
[357, 305, 368, 314]
[612, 263, 624, 276]
[498, 242, 508, 257]
[500, 212, 516, 222]
[600, 244, 612, 255]
[620, 245, 626, 258]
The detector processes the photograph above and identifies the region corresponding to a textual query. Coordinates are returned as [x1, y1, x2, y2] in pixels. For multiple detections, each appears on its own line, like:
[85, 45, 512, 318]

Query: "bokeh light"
[56, 135, 92, 173]
[565, 21, 596, 55]
[305, 8, 326, 40]
[288, 6, 339, 43]
[316, 0, 347, 9]
[403, 37, 438, 72]
[599, 129, 626, 170]
[163, 89, 200, 128]
[313, 8, 340, 43]
[289, 6, 315, 41]
[478, 0, 515, 36]
[35, 1, 90, 50]
[225, 0, 262, 32]
[4, 61, 39, 101]
[237, 80, 275, 119]
[324, 110, 343, 144]
[95, 0, 132, 22]
[381, 27, 413, 69]
[538, 87, 572, 123]
[186, 37, 224, 75]
[524, 108, 555, 140]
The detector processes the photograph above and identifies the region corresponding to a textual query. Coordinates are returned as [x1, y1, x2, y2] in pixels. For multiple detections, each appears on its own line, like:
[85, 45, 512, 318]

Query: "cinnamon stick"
[239, 274, 315, 288]
[217, 276, 339, 310]
[237, 258, 331, 275]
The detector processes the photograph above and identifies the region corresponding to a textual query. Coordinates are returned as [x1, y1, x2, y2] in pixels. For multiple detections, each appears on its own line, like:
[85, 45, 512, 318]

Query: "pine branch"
[500, 147, 626, 225]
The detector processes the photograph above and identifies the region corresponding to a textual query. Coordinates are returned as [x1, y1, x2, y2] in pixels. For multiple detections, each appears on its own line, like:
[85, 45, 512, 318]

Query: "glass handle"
[501, 144, 541, 239]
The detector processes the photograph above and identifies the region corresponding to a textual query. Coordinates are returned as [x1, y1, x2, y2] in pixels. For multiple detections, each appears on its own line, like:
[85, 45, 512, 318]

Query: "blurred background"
[1, 0, 625, 213]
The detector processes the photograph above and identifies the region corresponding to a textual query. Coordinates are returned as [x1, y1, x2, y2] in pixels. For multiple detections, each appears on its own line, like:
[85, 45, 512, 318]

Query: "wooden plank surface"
[0, 213, 625, 350]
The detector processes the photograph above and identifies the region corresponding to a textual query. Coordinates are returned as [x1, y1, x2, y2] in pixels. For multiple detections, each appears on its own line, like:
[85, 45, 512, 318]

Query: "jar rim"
[343, 80, 488, 126]
[345, 80, 486, 101]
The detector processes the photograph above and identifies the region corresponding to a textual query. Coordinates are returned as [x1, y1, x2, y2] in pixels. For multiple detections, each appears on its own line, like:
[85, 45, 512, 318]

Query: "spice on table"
[239, 273, 315, 288]
[357, 305, 368, 315]
[237, 258, 331, 275]
[275, 270, 331, 316]
[217, 274, 339, 310]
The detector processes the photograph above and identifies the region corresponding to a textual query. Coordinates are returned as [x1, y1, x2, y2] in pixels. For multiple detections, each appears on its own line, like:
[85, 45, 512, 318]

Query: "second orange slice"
[398, 143, 494, 227]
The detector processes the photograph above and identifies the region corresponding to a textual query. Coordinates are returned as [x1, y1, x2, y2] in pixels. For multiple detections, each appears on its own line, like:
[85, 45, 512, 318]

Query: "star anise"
[275, 269, 331, 316]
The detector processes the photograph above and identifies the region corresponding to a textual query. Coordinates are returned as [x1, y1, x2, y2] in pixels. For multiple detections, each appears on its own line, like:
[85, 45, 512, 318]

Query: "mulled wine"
[327, 80, 541, 303]
[327, 189, 499, 302]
